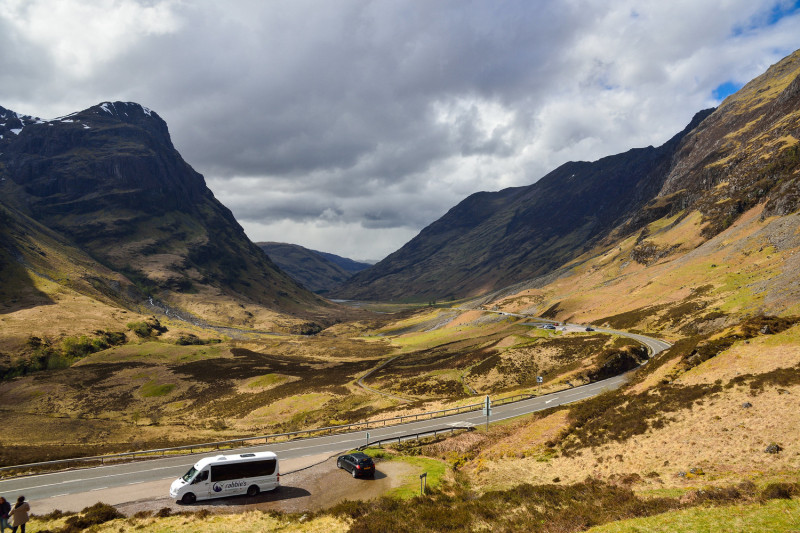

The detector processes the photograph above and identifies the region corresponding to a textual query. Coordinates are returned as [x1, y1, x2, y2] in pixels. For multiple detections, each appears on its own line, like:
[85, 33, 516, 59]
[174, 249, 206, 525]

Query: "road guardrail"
[0, 392, 537, 476]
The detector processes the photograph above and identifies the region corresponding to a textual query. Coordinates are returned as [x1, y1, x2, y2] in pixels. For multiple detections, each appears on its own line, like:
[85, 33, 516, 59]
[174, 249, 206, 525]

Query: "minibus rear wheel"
[247, 485, 260, 497]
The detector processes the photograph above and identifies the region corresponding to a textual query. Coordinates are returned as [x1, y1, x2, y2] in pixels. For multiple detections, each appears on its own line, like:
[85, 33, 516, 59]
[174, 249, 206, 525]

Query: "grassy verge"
[585, 497, 800, 532]
[29, 505, 350, 532]
[359, 448, 448, 498]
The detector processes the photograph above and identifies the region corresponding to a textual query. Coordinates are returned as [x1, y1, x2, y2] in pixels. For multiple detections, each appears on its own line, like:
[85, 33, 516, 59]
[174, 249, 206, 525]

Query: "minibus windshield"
[181, 466, 198, 482]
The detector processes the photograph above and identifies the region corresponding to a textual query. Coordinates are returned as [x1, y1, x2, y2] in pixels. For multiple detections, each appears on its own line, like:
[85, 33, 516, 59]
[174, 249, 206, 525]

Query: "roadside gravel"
[31, 453, 415, 517]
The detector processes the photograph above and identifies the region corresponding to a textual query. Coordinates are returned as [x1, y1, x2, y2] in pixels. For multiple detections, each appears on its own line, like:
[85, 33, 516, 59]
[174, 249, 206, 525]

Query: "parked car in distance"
[542, 324, 556, 330]
[337, 452, 375, 478]
[585, 326, 594, 331]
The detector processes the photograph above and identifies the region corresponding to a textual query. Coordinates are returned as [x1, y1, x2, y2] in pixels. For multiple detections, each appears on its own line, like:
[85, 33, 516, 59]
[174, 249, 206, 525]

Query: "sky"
[1, 1, 799, 262]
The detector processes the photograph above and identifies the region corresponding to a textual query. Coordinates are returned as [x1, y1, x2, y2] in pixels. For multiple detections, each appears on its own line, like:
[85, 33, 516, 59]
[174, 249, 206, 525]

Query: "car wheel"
[247, 485, 260, 497]
[337, 459, 343, 469]
[181, 492, 196, 505]
[352, 469, 358, 478]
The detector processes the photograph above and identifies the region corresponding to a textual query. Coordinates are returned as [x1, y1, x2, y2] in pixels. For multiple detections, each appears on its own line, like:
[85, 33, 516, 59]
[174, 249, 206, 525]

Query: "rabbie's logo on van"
[213, 480, 247, 492]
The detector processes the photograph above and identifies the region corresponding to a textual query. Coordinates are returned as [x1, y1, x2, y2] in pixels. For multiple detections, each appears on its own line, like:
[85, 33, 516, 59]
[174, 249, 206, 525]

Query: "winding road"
[0, 313, 670, 507]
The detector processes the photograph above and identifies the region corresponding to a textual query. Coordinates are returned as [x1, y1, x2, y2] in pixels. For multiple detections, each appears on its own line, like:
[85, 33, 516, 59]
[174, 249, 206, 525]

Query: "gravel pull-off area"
[31, 454, 416, 517]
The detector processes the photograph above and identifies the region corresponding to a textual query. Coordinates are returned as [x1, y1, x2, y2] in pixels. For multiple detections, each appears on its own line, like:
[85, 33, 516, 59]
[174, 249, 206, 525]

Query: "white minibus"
[170, 451, 279, 504]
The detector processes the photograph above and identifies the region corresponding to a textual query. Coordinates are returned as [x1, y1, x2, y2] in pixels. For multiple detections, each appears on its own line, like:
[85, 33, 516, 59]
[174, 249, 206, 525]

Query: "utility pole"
[482, 395, 492, 431]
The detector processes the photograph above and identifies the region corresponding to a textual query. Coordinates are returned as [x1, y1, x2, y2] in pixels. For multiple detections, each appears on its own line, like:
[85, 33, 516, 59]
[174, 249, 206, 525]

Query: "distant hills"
[257, 242, 371, 294]
[0, 101, 332, 335]
[333, 49, 800, 302]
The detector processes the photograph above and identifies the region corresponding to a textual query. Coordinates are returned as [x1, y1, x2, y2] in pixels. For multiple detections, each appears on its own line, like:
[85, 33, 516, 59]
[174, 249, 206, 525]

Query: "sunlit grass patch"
[357, 448, 448, 499]
[78, 341, 225, 365]
[584, 497, 800, 533]
[388, 455, 447, 498]
[478, 409, 570, 461]
[244, 373, 293, 390]
[678, 323, 800, 386]
[390, 326, 476, 351]
[162, 400, 189, 411]
[244, 392, 335, 425]
[373, 308, 450, 336]
[140, 380, 176, 398]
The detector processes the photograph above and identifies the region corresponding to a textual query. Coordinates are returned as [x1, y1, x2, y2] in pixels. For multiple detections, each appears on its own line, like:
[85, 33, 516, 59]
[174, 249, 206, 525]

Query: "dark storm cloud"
[139, 1, 587, 182]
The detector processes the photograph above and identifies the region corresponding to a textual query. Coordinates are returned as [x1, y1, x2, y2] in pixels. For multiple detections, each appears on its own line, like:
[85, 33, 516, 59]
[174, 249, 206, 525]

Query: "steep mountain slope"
[489, 49, 800, 335]
[334, 110, 712, 302]
[335, 50, 800, 304]
[257, 242, 371, 294]
[657, 49, 800, 232]
[0, 102, 331, 335]
[315, 250, 373, 274]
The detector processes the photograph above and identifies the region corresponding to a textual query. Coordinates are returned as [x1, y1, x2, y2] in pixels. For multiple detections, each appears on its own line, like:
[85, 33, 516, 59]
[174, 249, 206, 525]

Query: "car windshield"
[358, 458, 373, 465]
[181, 466, 198, 482]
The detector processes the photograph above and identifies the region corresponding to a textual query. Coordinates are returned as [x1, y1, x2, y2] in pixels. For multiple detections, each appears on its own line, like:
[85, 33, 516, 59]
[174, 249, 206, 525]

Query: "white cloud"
[241, 218, 417, 263]
[0, 0, 181, 78]
[1, 0, 798, 260]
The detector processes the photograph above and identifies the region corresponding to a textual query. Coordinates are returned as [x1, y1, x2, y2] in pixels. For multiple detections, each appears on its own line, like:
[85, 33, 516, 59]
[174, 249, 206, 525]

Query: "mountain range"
[0, 101, 333, 341]
[334, 49, 800, 302]
[1, 49, 799, 349]
[257, 242, 371, 295]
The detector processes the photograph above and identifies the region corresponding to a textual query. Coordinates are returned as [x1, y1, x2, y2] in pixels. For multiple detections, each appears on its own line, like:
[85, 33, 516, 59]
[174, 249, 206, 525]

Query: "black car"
[337, 452, 375, 478]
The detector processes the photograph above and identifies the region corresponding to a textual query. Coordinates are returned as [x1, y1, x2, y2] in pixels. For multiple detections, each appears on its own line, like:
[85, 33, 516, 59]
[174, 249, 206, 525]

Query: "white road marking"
[0, 464, 185, 492]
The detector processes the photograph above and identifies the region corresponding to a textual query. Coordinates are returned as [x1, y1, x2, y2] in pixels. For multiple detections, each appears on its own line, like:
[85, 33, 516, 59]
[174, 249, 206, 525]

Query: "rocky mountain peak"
[0, 106, 45, 144]
[0, 100, 327, 326]
[0, 100, 203, 217]
[81, 101, 173, 147]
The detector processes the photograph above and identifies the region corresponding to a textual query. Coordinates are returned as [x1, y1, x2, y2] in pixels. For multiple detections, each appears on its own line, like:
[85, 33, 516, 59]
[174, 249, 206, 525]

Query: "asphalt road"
[0, 375, 629, 503]
[0, 321, 670, 505]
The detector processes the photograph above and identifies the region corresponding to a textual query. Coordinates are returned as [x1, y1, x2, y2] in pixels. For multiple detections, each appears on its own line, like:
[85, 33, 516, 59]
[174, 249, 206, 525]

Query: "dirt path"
[31, 453, 417, 517]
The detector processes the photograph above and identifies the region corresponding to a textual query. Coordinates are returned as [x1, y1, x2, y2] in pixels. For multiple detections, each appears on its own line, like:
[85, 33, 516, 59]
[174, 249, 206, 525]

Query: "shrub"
[176, 333, 220, 346]
[3, 329, 126, 380]
[556, 382, 722, 454]
[343, 478, 680, 533]
[37, 509, 74, 520]
[98, 330, 127, 346]
[760, 482, 800, 501]
[60, 502, 124, 531]
[127, 321, 153, 338]
[61, 336, 96, 359]
[127, 317, 167, 338]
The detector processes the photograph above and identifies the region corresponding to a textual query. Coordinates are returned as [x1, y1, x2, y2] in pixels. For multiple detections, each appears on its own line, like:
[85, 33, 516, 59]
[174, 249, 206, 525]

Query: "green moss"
[246, 373, 287, 389]
[140, 380, 175, 397]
